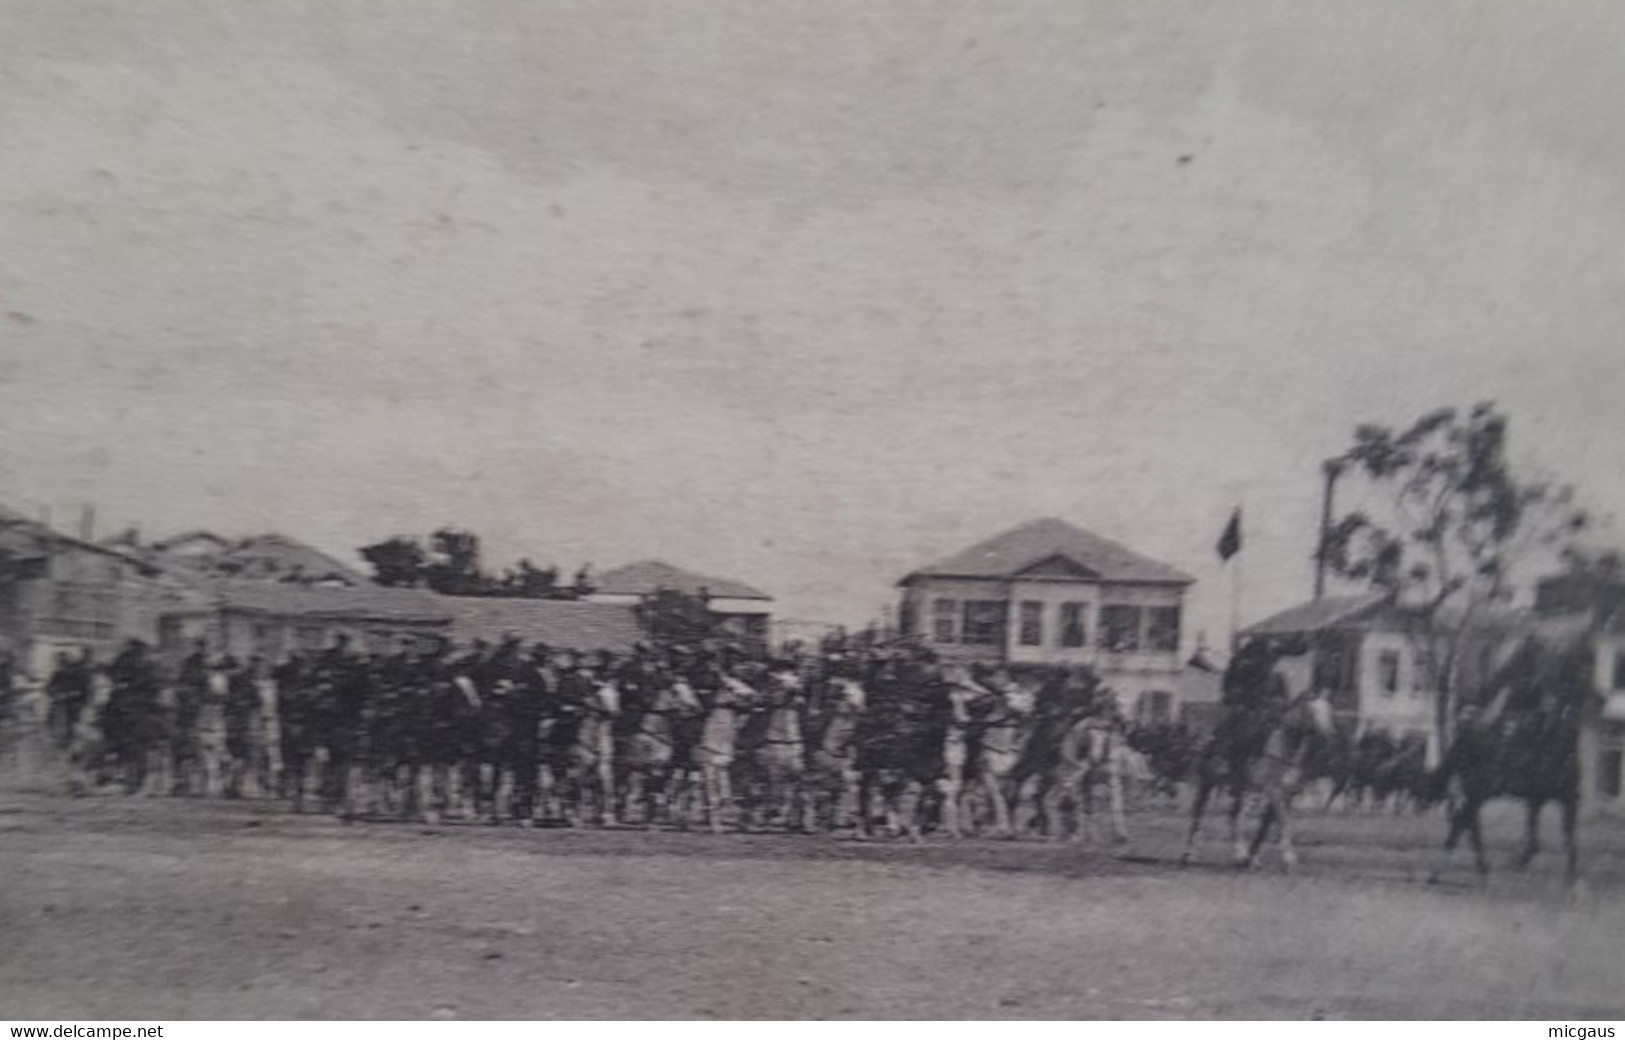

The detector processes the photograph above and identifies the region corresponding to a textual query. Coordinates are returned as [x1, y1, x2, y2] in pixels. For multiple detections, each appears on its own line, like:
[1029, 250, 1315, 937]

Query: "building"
[0, 510, 197, 676]
[895, 518, 1194, 721]
[155, 582, 453, 662]
[1241, 593, 1441, 748]
[589, 560, 773, 645]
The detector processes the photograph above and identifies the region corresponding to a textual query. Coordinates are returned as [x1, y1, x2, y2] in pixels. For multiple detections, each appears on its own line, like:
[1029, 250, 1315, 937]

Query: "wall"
[1356, 630, 1436, 742]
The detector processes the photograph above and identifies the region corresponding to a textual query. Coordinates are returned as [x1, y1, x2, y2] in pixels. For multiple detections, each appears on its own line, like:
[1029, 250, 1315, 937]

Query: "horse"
[620, 674, 702, 828]
[1428, 623, 1592, 888]
[804, 672, 866, 833]
[1181, 637, 1333, 870]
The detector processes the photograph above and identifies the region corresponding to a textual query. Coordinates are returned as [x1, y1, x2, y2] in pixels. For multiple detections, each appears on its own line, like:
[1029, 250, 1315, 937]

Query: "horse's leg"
[1467, 802, 1489, 884]
[1515, 798, 1542, 871]
[1180, 776, 1213, 866]
[1246, 800, 1278, 869]
[1227, 779, 1249, 866]
[1561, 793, 1581, 888]
[1106, 753, 1128, 844]
[598, 741, 618, 827]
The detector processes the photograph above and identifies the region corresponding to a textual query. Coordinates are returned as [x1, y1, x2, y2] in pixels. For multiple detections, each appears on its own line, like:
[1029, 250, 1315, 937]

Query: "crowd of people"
[22, 632, 1148, 835]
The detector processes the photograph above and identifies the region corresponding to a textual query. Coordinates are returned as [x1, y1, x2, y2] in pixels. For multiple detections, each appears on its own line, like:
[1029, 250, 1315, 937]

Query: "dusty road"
[1, 791, 1621, 1019]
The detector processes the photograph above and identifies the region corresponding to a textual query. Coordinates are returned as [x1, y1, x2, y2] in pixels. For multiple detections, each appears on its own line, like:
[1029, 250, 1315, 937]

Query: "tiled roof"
[442, 597, 644, 652]
[1241, 593, 1392, 637]
[199, 581, 452, 623]
[901, 518, 1193, 586]
[595, 560, 771, 601]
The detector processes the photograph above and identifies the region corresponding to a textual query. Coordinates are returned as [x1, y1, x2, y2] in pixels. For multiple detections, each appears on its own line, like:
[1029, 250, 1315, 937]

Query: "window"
[1614, 650, 1625, 692]
[1378, 650, 1402, 697]
[1601, 748, 1623, 800]
[932, 599, 958, 644]
[1101, 605, 1142, 652]
[1018, 601, 1044, 646]
[961, 601, 1007, 646]
[1143, 690, 1174, 725]
[1146, 606, 1181, 652]
[1059, 602, 1088, 648]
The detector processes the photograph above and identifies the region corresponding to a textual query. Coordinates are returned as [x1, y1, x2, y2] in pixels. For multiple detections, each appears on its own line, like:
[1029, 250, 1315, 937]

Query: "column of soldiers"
[35, 631, 814, 824]
[29, 631, 1132, 834]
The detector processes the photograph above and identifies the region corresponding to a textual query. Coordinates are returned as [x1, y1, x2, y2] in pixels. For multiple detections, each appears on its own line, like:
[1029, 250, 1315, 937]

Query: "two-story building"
[0, 510, 198, 676]
[896, 518, 1194, 722]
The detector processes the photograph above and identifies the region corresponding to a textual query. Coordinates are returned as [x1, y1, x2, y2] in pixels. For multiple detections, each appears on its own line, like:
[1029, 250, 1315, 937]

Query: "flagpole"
[1230, 542, 1242, 654]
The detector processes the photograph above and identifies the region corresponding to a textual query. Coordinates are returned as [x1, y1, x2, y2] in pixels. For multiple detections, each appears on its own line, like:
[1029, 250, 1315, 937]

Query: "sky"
[1, 1, 1622, 645]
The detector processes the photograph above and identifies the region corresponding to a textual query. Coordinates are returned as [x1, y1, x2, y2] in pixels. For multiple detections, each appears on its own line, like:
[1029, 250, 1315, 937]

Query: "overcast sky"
[2, 1, 1622, 643]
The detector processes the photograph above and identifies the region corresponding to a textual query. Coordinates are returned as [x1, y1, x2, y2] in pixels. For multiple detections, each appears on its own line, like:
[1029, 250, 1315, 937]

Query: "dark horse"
[1181, 636, 1332, 870]
[1428, 621, 1593, 888]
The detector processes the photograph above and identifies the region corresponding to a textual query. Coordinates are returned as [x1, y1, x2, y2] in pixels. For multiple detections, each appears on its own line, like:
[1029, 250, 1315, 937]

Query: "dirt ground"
[1, 789, 1622, 1020]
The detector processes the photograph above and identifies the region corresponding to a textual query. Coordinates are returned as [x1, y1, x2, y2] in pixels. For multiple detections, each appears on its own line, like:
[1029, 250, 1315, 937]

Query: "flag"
[1217, 508, 1242, 562]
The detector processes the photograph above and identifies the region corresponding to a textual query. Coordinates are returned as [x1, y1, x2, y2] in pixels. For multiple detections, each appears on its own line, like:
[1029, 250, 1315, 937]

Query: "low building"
[442, 597, 644, 654]
[155, 582, 452, 662]
[589, 560, 772, 646]
[896, 518, 1195, 718]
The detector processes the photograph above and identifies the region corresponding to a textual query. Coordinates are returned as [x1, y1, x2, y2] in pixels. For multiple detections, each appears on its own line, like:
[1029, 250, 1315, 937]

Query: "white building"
[896, 518, 1194, 722]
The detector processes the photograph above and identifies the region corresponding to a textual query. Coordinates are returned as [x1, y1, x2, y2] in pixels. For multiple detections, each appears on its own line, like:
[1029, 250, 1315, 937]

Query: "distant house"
[0, 510, 197, 674]
[136, 530, 367, 587]
[588, 560, 773, 645]
[896, 518, 1194, 722]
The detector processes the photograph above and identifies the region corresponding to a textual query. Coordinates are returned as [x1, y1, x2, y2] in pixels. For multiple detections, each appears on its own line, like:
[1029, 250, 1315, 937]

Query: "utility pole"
[1314, 457, 1347, 600]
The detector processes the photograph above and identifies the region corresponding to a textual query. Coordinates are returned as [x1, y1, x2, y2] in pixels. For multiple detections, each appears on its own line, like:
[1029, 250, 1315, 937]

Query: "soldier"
[169, 639, 209, 795]
[274, 652, 315, 811]
[46, 649, 92, 755]
[103, 639, 164, 795]
[508, 642, 552, 825]
[314, 634, 367, 818]
[222, 655, 264, 798]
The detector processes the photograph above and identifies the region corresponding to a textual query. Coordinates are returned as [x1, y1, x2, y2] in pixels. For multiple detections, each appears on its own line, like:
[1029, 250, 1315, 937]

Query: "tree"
[424, 528, 489, 596]
[359, 536, 427, 587]
[1321, 402, 1588, 743]
[635, 588, 717, 648]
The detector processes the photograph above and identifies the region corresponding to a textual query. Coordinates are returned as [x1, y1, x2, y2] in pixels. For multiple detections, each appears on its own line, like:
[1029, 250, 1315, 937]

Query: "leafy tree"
[424, 528, 488, 596]
[1321, 402, 1588, 741]
[359, 536, 427, 588]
